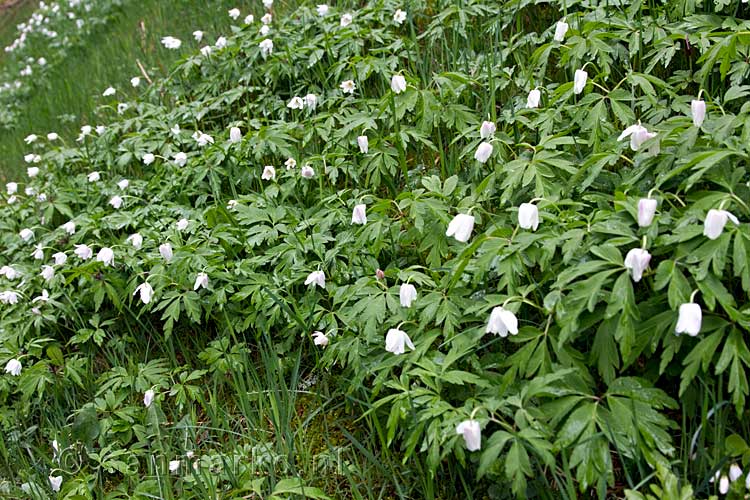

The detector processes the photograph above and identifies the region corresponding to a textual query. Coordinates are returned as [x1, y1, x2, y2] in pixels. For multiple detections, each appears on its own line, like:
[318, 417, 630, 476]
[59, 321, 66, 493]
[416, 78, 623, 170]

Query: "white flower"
[96, 125, 106, 135]
[47, 132, 58, 141]
[340, 13, 353, 27]
[81, 125, 93, 137]
[745, 471, 750, 489]
[25, 187, 35, 196]
[285, 157, 297, 169]
[97, 247, 114, 266]
[117, 179, 129, 190]
[161, 36, 182, 49]
[169, 460, 180, 472]
[143, 153, 155, 165]
[159, 243, 173, 262]
[176, 218, 189, 231]
[479, 121, 496, 139]
[102, 86, 116, 97]
[486, 307, 519, 337]
[554, 19, 569, 42]
[109, 195, 123, 209]
[19, 228, 34, 241]
[27, 166, 40, 178]
[385, 328, 415, 355]
[287, 96, 304, 109]
[304, 93, 317, 109]
[573, 69, 587, 94]
[691, 99, 706, 127]
[617, 123, 657, 152]
[6, 182, 17, 195]
[24, 134, 37, 144]
[127, 233, 143, 249]
[49, 475, 62, 492]
[719, 475, 729, 495]
[117, 103, 128, 115]
[399, 283, 417, 308]
[227, 200, 238, 209]
[703, 209, 739, 240]
[88, 171, 100, 182]
[41, 265, 54, 281]
[305, 270, 326, 288]
[729, 464, 743, 482]
[357, 135, 369, 154]
[527, 88, 541, 108]
[259, 38, 273, 57]
[300, 165, 315, 178]
[456, 420, 481, 451]
[62, 221, 76, 235]
[518, 203, 539, 230]
[446, 213, 475, 243]
[228, 8, 240, 20]
[0, 266, 19, 279]
[201, 45, 212, 56]
[7, 195, 16, 204]
[259, 25, 270, 36]
[390, 74, 407, 94]
[171, 124, 181, 135]
[135, 282, 154, 304]
[32, 244, 44, 260]
[637, 198, 657, 227]
[174, 152, 187, 167]
[262, 13, 273, 24]
[143, 389, 155, 407]
[393, 9, 407, 24]
[244, 14, 254, 24]
[263, 0, 273, 9]
[193, 30, 203, 42]
[52, 252, 67, 265]
[0, 291, 19, 304]
[262, 165, 276, 180]
[676, 302, 702, 336]
[474, 142, 493, 163]
[194, 272, 209, 291]
[312, 331, 329, 347]
[340, 80, 356, 94]
[74, 244, 93, 260]
[37, 192, 47, 202]
[131, 77, 141, 87]
[317, 4, 329, 15]
[229, 127, 242, 143]
[4, 358, 21, 376]
[624, 248, 651, 282]
[193, 131, 214, 147]
[351, 204, 367, 225]
[215, 36, 227, 49]
[24, 154, 34, 164]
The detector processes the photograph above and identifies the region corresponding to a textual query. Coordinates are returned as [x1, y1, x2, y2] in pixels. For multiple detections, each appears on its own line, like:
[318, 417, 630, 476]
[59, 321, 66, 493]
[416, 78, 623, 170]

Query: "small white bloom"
[229, 127, 242, 143]
[0, 291, 19, 304]
[228, 8, 240, 20]
[6, 182, 17, 195]
[174, 152, 187, 167]
[474, 142, 493, 163]
[518, 203, 539, 231]
[19, 228, 34, 241]
[131, 77, 141, 87]
[262, 165, 276, 180]
[259, 38, 273, 57]
[176, 218, 189, 231]
[52, 252, 67, 265]
[637, 198, 657, 227]
[446, 213, 475, 243]
[159, 243, 173, 262]
[74, 244, 93, 260]
[691, 99, 706, 128]
[32, 244, 44, 260]
[97, 247, 114, 266]
[305, 270, 326, 288]
[194, 272, 209, 290]
[227, 200, 238, 209]
[300, 165, 315, 178]
[554, 19, 569, 42]
[117, 103, 128, 115]
[399, 283, 417, 308]
[456, 420, 481, 451]
[143, 389, 155, 407]
[263, 0, 273, 9]
[49, 475, 63, 492]
[312, 330, 329, 347]
[676, 302, 702, 336]
[215, 36, 227, 49]
[117, 179, 129, 190]
[340, 13, 353, 27]
[527, 88, 541, 108]
[624, 248, 651, 282]
[262, 13, 273, 25]
[385, 328, 415, 355]
[393, 9, 407, 25]
[193, 131, 214, 147]
[171, 124, 181, 135]
[81, 125, 93, 137]
[486, 307, 519, 337]
[260, 25, 270, 36]
[287, 96, 304, 109]
[135, 282, 154, 304]
[0, 266, 19, 280]
[340, 80, 356, 94]
[193, 30, 203, 42]
[62, 221, 76, 235]
[729, 464, 743, 482]
[573, 69, 587, 94]
[41, 265, 54, 281]
[7, 195, 16, 204]
[102, 86, 116, 97]
[143, 153, 155, 165]
[703, 209, 739, 240]
[304, 93, 317, 109]
[285, 157, 297, 169]
[47, 132, 59, 141]
[24, 134, 37, 144]
[96, 125, 106, 135]
[244, 14, 254, 24]
[351, 204, 367, 225]
[357, 135, 369, 154]
[169, 460, 180, 472]
[618, 123, 658, 152]
[479, 121, 496, 139]
[27, 166, 40, 179]
[109, 195, 123, 209]
[390, 74, 407, 94]
[201, 45, 212, 56]
[88, 171, 100, 182]
[719, 475, 729, 495]
[4, 358, 21, 376]
[161, 36, 182, 49]
[126, 233, 143, 249]
[316, 4, 329, 16]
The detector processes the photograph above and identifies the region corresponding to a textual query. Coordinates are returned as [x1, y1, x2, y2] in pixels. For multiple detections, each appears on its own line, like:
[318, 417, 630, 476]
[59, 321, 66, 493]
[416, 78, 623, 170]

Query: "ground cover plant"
[0, 0, 750, 498]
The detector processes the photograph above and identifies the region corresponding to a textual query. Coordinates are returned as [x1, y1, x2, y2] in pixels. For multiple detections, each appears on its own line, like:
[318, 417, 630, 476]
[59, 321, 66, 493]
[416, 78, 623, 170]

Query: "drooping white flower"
[142, 153, 155, 165]
[703, 209, 739, 240]
[617, 123, 658, 152]
[351, 204, 367, 225]
[391, 74, 407, 94]
[32, 244, 44, 260]
[228, 8, 240, 20]
[340, 80, 356, 94]
[261, 13, 273, 24]
[96, 125, 107, 135]
[7, 195, 16, 204]
[62, 221, 76, 235]
[4, 358, 21, 376]
[0, 291, 19, 304]
[193, 30, 204, 42]
[527, 88, 541, 108]
[159, 243, 173, 262]
[192, 131, 214, 147]
[316, 4, 329, 16]
[131, 77, 140, 87]
[88, 171, 100, 182]
[244, 14, 254, 24]
[74, 244, 93, 260]
[47, 132, 59, 141]
[729, 464, 743, 482]
[518, 203, 539, 231]
[126, 233, 143, 249]
[300, 165, 315, 178]
[259, 25, 270, 36]
[227, 200, 238, 209]
[676, 302, 702, 336]
[554, 19, 569, 42]
[41, 265, 54, 281]
[385, 328, 415, 355]
[194, 272, 209, 291]
[24, 134, 37, 144]
[624, 248, 651, 282]
[171, 125, 181, 136]
[745, 471, 750, 489]
[0, 266, 19, 280]
[474, 142, 493, 163]
[691, 99, 706, 128]
[479, 121, 496, 139]
[262, 165, 276, 180]
[573, 69, 587, 94]
[52, 252, 67, 265]
[719, 475, 729, 495]
[143, 389, 155, 407]
[25, 187, 35, 197]
[393, 9, 407, 25]
[285, 157, 297, 169]
[399, 283, 417, 308]
[97, 247, 114, 266]
[229, 127, 242, 143]
[6, 182, 17, 195]
[117, 102, 129, 114]
[259, 38, 273, 57]
[456, 420, 481, 451]
[134, 282, 154, 304]
[117, 179, 129, 190]
[637, 198, 657, 227]
[161, 36, 182, 49]
[287, 96, 304, 109]
[169, 460, 180, 472]
[486, 307, 519, 337]
[446, 213, 475, 243]
[304, 93, 317, 109]
[305, 270, 326, 288]
[340, 13, 353, 27]
[27, 166, 40, 177]
[357, 135, 369, 154]
[19, 228, 34, 241]
[200, 45, 212, 56]
[109, 195, 123, 209]
[102, 86, 116, 97]
[49, 475, 63, 492]
[312, 330, 329, 347]
[174, 152, 187, 167]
